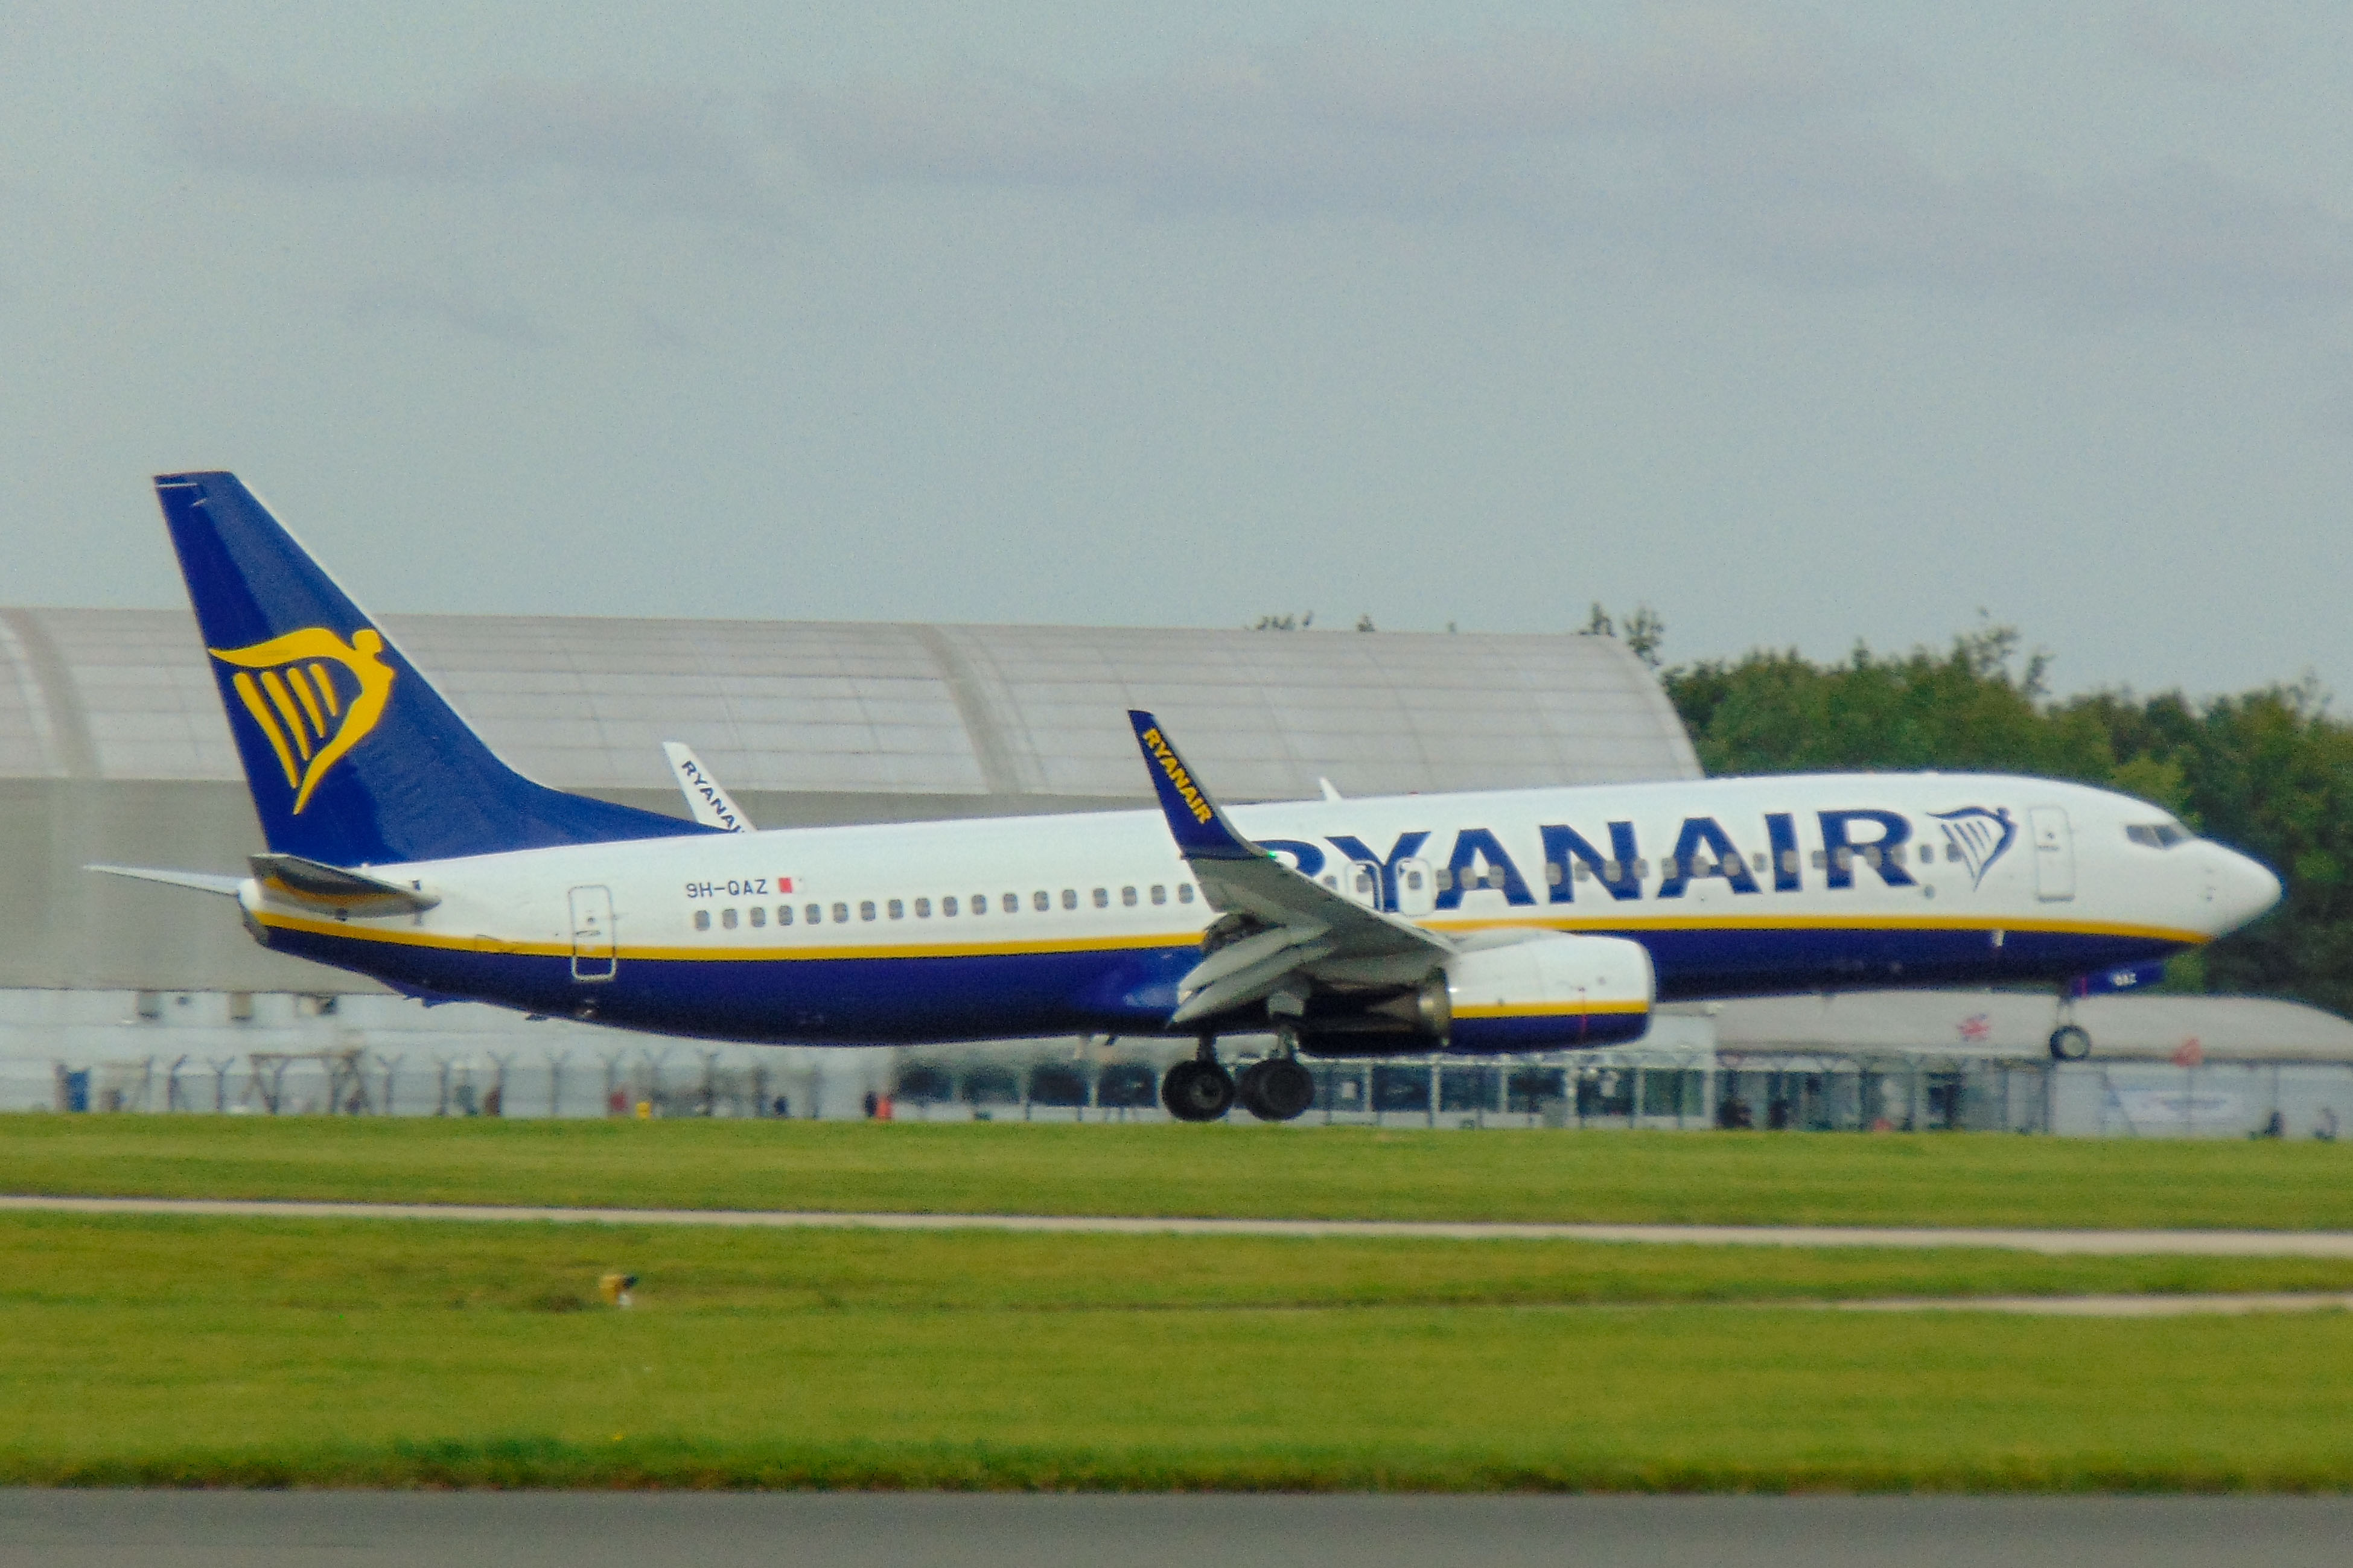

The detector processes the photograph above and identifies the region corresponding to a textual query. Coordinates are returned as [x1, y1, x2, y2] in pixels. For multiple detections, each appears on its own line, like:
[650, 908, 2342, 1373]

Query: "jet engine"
[1423, 933, 1655, 1052]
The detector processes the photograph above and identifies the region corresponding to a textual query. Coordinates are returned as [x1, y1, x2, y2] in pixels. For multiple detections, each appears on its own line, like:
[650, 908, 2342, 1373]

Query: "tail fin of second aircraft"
[156, 471, 709, 866]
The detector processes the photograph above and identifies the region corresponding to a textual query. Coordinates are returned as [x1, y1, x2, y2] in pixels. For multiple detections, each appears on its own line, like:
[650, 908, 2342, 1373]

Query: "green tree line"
[1616, 615, 2352, 1014]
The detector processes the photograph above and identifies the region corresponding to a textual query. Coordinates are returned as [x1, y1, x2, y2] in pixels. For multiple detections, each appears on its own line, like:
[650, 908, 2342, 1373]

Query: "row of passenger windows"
[692, 882, 1198, 932]
[687, 842, 1957, 931]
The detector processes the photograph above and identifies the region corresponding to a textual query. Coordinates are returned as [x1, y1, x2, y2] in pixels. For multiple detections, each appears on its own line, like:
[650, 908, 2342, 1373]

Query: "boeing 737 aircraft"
[98, 472, 2282, 1122]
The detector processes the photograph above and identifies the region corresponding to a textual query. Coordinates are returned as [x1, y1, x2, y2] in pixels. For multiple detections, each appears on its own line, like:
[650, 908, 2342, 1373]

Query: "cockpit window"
[2125, 822, 2192, 849]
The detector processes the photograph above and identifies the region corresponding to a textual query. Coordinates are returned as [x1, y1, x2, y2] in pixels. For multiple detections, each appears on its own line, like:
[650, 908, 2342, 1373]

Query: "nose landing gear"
[2048, 1024, 2092, 1061]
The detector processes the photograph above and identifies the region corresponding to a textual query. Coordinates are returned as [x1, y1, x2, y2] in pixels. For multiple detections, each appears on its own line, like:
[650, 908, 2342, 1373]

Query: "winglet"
[663, 741, 754, 833]
[1128, 710, 1260, 862]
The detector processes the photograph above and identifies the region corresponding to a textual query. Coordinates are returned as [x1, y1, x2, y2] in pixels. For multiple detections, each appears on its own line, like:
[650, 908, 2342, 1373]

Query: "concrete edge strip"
[1828, 1293, 2353, 1316]
[7, 1195, 2353, 1256]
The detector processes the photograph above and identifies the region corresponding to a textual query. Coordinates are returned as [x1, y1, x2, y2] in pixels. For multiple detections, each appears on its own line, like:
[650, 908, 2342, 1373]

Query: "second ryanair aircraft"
[100, 472, 2282, 1122]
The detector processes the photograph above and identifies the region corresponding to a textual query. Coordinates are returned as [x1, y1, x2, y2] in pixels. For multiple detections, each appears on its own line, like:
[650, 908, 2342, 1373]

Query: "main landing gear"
[1161, 1032, 1317, 1123]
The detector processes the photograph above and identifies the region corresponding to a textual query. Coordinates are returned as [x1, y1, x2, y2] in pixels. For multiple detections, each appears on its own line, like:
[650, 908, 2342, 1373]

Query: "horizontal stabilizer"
[86, 865, 244, 898]
[250, 853, 440, 914]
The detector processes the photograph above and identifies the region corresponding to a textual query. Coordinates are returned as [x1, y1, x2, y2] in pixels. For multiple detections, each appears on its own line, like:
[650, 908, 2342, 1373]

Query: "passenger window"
[1811, 851, 1826, 869]
[1122, 886, 1139, 906]
[1003, 892, 1019, 913]
[859, 901, 876, 921]
[1835, 848, 1854, 871]
[1178, 884, 1195, 904]
[970, 894, 987, 915]
[1920, 844, 1937, 863]
[914, 897, 931, 918]
[1062, 889, 1077, 910]
[1571, 863, 1590, 883]
[1634, 859, 1650, 878]
[1751, 852, 1766, 872]
[722, 908, 739, 929]
[749, 906, 766, 927]
[1093, 887, 1109, 908]
[809, 904, 825, 924]
[1661, 858, 1679, 879]
[1146, 884, 1162, 904]
[1320, 874, 1337, 889]
[1600, 860, 1619, 882]
[1781, 851, 1799, 875]
[888, 898, 905, 919]
[778, 906, 794, 925]
[1862, 846, 1880, 869]
[1033, 890, 1049, 912]
[943, 896, 958, 916]
[693, 909, 711, 931]
[1544, 862, 1562, 886]
[1434, 868, 1453, 890]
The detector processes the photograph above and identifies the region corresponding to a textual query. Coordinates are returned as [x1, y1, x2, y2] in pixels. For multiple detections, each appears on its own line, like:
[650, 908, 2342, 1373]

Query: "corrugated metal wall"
[0, 606, 1697, 991]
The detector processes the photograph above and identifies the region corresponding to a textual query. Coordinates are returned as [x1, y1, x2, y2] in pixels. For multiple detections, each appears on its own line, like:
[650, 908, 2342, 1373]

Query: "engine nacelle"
[1428, 933, 1654, 1052]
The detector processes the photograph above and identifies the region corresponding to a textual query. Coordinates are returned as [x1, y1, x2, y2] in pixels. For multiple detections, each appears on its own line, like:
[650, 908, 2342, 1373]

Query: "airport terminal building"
[4, 604, 2346, 1137]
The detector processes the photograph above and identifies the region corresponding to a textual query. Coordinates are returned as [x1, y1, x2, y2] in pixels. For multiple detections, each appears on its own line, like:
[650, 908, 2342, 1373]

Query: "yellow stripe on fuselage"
[254, 907, 2206, 963]
[1456, 999, 1650, 1018]
[1429, 911, 2210, 945]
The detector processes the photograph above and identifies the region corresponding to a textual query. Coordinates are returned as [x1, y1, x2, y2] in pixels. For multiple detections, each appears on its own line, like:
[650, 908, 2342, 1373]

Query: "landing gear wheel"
[1238, 1056, 1316, 1122]
[2048, 1024, 2092, 1062]
[1162, 1058, 1237, 1122]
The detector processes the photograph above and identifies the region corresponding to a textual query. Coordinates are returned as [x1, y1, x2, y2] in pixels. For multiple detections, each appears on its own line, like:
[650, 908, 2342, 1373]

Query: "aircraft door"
[1393, 856, 1436, 916]
[568, 884, 617, 981]
[2030, 808, 2075, 902]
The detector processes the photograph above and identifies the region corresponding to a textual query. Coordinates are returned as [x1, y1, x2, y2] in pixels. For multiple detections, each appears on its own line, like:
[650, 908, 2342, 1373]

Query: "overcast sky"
[5, 2, 2350, 702]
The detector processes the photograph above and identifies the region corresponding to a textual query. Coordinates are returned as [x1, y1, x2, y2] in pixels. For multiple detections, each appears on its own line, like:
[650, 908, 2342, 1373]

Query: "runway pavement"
[7, 1192, 2353, 1255]
[6, 1492, 2352, 1568]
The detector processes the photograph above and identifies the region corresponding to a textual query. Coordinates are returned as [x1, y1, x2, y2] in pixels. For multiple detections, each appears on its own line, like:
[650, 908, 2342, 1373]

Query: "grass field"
[10, 1118, 2353, 1490]
[7, 1116, 2353, 1230]
[5, 1212, 2353, 1491]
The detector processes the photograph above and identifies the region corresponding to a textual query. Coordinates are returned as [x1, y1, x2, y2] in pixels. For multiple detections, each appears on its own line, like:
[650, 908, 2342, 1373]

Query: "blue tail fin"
[156, 471, 710, 865]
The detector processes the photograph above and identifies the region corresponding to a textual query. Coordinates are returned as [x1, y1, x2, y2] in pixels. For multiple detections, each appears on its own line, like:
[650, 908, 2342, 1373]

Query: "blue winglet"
[1128, 710, 1260, 862]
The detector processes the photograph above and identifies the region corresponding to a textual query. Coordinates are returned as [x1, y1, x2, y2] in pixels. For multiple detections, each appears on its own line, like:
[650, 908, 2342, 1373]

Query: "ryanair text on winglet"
[1142, 728, 1215, 824]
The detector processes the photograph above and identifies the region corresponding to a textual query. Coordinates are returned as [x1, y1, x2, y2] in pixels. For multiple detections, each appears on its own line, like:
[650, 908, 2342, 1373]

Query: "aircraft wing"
[1127, 709, 1449, 1026]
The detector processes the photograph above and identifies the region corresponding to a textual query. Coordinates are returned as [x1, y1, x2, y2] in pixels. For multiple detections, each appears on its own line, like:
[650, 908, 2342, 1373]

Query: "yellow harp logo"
[210, 627, 396, 813]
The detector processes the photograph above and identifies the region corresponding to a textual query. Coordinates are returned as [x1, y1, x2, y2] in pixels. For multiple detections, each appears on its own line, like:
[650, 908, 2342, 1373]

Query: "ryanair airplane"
[98, 472, 2282, 1122]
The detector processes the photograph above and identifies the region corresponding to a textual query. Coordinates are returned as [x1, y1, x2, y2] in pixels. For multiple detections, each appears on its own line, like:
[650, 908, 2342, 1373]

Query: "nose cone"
[2207, 846, 2283, 935]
